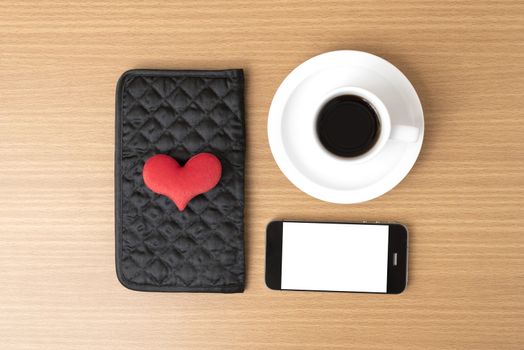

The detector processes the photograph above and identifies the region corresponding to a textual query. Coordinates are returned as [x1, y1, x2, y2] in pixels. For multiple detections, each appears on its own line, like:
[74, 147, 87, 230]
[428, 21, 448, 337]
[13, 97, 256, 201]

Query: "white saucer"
[267, 50, 424, 204]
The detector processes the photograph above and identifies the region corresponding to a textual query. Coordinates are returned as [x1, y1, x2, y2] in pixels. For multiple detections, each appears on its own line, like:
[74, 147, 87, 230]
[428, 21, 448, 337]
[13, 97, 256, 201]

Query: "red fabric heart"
[143, 153, 222, 211]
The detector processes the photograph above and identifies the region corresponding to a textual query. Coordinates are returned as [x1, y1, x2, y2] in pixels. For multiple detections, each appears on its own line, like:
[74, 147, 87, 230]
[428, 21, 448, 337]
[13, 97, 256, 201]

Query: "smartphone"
[265, 221, 408, 294]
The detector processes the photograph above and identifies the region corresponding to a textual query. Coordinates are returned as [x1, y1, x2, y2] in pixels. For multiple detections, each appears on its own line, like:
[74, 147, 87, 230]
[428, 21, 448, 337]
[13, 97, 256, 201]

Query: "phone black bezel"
[265, 220, 408, 294]
[265, 221, 284, 290]
[386, 223, 408, 294]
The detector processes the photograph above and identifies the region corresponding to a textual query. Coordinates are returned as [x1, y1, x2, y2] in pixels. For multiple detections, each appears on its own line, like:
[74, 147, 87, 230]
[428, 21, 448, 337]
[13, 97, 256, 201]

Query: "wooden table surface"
[1, 1, 523, 349]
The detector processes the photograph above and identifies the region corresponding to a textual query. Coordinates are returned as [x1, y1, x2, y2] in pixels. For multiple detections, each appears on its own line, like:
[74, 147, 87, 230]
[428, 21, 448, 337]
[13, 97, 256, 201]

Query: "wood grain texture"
[1, 0, 523, 349]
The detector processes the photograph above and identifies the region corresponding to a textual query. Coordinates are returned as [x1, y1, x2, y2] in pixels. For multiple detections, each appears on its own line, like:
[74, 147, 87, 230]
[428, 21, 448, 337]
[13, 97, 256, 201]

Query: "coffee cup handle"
[390, 125, 420, 143]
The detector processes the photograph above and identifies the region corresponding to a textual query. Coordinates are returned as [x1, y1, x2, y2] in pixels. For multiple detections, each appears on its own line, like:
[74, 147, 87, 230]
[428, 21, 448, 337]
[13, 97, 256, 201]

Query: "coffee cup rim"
[313, 86, 391, 164]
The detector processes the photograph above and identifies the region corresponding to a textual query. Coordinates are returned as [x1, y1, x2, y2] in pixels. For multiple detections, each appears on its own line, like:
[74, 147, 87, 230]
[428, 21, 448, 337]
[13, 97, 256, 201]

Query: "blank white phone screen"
[281, 222, 389, 293]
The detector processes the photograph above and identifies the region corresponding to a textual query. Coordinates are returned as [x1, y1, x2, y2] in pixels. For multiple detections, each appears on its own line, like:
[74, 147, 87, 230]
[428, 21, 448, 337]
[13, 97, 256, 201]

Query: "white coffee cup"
[313, 86, 420, 163]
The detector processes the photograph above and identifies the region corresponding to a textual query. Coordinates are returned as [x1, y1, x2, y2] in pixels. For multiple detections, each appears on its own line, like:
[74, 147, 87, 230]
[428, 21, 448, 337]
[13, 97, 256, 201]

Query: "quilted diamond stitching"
[117, 70, 245, 292]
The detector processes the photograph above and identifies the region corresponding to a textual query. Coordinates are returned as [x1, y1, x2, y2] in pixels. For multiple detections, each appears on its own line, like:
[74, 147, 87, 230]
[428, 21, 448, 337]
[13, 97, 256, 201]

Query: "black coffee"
[316, 95, 380, 158]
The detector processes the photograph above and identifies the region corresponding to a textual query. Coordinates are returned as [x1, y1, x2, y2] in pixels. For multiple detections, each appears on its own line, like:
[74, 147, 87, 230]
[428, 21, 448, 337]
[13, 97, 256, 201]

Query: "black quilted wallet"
[115, 69, 245, 292]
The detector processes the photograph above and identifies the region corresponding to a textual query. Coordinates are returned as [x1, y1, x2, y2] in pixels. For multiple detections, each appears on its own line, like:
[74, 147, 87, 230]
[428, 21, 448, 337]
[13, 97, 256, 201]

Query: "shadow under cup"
[316, 95, 381, 158]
